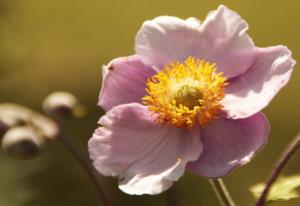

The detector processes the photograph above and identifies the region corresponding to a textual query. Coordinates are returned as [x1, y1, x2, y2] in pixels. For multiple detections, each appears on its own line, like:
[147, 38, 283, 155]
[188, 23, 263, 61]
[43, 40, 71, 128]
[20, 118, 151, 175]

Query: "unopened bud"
[43, 92, 86, 118]
[1, 126, 44, 160]
[0, 104, 59, 140]
[0, 121, 9, 138]
[0, 104, 27, 130]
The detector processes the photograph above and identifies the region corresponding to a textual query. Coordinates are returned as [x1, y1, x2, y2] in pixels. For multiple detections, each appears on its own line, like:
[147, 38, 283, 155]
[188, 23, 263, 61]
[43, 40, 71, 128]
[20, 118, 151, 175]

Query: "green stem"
[166, 185, 179, 206]
[254, 133, 300, 206]
[209, 179, 236, 206]
[57, 121, 113, 206]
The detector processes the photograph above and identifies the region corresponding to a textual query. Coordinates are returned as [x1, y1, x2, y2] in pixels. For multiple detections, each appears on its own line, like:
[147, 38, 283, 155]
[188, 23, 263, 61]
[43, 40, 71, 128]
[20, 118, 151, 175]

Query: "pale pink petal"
[98, 55, 156, 111]
[135, 5, 255, 78]
[222, 46, 296, 119]
[187, 112, 269, 178]
[88, 103, 202, 195]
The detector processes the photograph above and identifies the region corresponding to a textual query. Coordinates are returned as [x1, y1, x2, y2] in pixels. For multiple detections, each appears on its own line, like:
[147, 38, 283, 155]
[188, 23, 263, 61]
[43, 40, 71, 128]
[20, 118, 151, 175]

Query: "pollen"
[142, 57, 228, 128]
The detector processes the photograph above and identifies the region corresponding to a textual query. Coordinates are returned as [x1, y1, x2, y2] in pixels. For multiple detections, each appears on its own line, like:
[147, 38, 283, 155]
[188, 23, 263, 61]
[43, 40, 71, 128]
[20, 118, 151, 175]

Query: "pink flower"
[88, 5, 295, 195]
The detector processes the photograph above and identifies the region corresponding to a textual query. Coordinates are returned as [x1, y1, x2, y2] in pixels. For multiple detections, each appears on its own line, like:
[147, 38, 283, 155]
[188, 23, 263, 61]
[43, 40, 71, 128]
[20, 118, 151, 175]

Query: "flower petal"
[98, 55, 156, 111]
[88, 103, 202, 195]
[135, 5, 255, 78]
[187, 112, 269, 178]
[222, 46, 296, 119]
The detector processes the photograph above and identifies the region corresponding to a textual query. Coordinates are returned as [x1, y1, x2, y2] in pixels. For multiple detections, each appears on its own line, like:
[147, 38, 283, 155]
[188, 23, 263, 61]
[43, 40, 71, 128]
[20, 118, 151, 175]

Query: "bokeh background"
[0, 0, 299, 205]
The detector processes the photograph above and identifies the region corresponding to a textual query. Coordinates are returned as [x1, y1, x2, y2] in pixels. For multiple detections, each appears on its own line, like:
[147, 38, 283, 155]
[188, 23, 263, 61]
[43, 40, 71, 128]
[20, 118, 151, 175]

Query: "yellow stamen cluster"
[142, 57, 228, 128]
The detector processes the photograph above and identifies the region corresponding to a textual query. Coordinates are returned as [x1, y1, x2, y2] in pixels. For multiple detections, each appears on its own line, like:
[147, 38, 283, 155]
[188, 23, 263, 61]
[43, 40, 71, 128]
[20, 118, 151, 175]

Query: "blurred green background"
[0, 0, 299, 205]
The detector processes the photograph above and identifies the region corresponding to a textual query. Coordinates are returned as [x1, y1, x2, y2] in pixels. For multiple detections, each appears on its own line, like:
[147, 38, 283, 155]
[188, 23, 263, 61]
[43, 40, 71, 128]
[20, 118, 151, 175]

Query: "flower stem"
[254, 133, 300, 206]
[57, 122, 112, 206]
[209, 179, 236, 206]
[166, 185, 179, 206]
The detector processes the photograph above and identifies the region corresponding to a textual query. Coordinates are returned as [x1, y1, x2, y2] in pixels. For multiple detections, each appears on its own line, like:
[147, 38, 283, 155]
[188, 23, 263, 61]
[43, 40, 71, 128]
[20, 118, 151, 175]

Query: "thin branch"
[58, 122, 113, 206]
[209, 179, 236, 206]
[166, 185, 179, 206]
[254, 133, 300, 206]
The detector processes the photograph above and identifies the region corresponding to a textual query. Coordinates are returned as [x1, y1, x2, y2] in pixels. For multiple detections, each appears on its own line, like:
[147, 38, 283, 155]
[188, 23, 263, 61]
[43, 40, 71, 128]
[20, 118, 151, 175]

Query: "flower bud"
[43, 92, 86, 118]
[0, 121, 9, 138]
[0, 104, 27, 129]
[1, 126, 44, 160]
[0, 104, 59, 140]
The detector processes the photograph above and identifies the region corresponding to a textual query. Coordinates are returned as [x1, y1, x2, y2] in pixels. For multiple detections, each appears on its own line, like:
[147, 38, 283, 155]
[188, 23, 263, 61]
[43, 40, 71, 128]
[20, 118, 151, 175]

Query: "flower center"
[142, 57, 228, 128]
[173, 85, 203, 109]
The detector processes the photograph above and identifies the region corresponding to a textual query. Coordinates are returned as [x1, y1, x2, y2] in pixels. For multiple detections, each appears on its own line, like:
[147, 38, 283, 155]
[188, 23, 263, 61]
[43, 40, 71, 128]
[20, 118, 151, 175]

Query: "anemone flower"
[88, 5, 295, 195]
